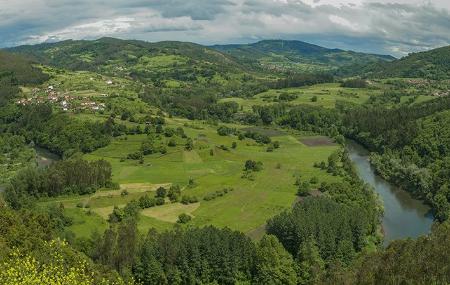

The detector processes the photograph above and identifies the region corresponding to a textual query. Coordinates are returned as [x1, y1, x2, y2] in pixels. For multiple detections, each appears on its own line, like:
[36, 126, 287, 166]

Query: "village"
[16, 84, 107, 112]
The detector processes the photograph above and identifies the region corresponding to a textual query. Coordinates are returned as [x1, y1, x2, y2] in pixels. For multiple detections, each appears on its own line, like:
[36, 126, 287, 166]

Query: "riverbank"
[346, 140, 434, 245]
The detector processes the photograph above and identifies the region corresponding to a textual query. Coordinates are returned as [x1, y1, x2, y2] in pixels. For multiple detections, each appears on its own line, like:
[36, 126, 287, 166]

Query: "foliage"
[253, 235, 298, 285]
[266, 196, 377, 263]
[4, 158, 112, 209]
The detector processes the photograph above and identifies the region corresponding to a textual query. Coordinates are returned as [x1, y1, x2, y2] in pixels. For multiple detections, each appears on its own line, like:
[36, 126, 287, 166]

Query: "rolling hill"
[7, 37, 265, 83]
[358, 45, 450, 79]
[211, 39, 395, 72]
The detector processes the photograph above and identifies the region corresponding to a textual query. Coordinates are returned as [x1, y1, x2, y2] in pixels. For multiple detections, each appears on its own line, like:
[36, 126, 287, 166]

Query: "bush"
[139, 195, 156, 208]
[155, 197, 165, 206]
[168, 185, 181, 202]
[168, 138, 176, 147]
[177, 213, 192, 224]
[156, 187, 167, 198]
[310, 177, 319, 184]
[297, 182, 311, 197]
[181, 195, 198, 205]
[244, 160, 263, 172]
[127, 151, 143, 160]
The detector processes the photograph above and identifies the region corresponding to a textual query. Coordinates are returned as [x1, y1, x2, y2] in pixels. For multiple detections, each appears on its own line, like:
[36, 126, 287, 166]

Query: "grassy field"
[220, 82, 438, 110]
[40, 117, 341, 239]
[220, 83, 379, 110]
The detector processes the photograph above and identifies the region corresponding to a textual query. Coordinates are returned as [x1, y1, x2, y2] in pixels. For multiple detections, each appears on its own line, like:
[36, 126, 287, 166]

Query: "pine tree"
[254, 235, 298, 285]
[297, 237, 325, 285]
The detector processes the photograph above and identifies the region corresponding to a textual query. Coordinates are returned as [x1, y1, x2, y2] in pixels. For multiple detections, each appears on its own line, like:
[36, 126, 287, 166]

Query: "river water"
[35, 146, 60, 168]
[346, 140, 434, 245]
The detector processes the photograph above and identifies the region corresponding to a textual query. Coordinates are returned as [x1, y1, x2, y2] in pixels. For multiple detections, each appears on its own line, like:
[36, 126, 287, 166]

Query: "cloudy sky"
[1, 0, 449, 57]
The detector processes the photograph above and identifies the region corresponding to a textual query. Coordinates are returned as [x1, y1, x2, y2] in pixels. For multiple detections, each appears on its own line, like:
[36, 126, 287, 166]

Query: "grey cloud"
[0, 0, 449, 56]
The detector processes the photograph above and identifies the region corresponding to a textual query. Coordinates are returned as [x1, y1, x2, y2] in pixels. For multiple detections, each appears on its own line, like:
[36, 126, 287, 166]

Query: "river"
[346, 140, 434, 246]
[35, 146, 60, 168]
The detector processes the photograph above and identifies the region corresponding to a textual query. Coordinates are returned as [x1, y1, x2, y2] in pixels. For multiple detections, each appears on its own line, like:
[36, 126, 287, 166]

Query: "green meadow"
[41, 117, 342, 239]
[220, 83, 379, 110]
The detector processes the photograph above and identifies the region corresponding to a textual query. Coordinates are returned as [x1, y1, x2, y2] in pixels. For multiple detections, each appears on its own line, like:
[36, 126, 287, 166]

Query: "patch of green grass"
[64, 208, 108, 239]
[220, 83, 380, 110]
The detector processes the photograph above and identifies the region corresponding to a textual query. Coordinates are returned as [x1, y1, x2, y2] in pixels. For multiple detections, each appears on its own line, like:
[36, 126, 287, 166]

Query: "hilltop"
[353, 45, 450, 79]
[212, 39, 395, 72]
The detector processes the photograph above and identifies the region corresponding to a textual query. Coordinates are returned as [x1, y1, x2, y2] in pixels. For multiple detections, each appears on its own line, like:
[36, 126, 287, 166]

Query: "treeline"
[4, 158, 112, 209]
[326, 221, 450, 284]
[342, 97, 450, 221]
[1, 104, 136, 157]
[270, 73, 334, 89]
[140, 86, 244, 121]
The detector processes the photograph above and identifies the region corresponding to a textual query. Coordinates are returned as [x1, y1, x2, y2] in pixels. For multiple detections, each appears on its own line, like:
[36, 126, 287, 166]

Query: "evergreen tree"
[297, 238, 325, 285]
[254, 235, 298, 285]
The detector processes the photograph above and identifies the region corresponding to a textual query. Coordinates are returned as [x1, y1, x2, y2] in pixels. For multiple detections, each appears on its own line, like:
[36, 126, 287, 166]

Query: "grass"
[220, 83, 380, 110]
[64, 208, 108, 238]
[40, 117, 341, 237]
[141, 202, 200, 223]
[44, 117, 340, 236]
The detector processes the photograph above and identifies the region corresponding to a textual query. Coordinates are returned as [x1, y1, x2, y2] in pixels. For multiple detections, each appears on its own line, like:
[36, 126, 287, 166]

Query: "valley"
[1, 37, 449, 284]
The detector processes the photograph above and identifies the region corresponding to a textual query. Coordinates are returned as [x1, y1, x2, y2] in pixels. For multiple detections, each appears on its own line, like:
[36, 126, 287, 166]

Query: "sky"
[1, 0, 449, 57]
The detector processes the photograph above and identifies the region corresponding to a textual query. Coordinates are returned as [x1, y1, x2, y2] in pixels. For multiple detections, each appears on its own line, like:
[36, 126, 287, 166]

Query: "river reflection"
[346, 140, 434, 246]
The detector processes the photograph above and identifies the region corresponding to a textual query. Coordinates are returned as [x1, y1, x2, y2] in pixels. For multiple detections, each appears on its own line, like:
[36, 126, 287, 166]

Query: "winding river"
[346, 140, 434, 245]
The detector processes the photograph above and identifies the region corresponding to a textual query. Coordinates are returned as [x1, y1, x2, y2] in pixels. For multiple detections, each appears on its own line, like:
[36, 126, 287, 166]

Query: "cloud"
[0, 0, 449, 56]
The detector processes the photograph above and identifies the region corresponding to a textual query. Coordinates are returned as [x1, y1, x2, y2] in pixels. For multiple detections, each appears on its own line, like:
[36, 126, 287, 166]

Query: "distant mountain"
[7, 37, 262, 83]
[211, 39, 395, 73]
[356, 45, 450, 79]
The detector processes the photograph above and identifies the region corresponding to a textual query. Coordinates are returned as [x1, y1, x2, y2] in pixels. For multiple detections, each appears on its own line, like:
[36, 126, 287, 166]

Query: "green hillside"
[354, 45, 450, 79]
[8, 37, 267, 82]
[212, 39, 395, 72]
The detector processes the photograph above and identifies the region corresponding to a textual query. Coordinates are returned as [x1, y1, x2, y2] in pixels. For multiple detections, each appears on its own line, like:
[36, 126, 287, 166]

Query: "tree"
[297, 182, 311, 197]
[254, 235, 298, 285]
[167, 185, 181, 202]
[297, 238, 325, 285]
[244, 160, 263, 172]
[156, 187, 167, 198]
[185, 138, 194, 151]
[168, 138, 176, 147]
[177, 213, 192, 224]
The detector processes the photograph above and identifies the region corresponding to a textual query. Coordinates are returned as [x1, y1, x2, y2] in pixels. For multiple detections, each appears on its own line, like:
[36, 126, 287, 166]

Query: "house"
[106, 80, 113, 85]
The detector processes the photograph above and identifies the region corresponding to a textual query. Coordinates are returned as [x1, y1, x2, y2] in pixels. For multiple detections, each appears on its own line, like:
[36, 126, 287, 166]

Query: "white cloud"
[0, 0, 449, 56]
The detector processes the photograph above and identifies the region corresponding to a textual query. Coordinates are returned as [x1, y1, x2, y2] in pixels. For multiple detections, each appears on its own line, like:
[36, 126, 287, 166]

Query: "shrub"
[297, 182, 311, 197]
[310, 177, 319, 184]
[177, 213, 192, 224]
[156, 187, 167, 198]
[155, 197, 165, 206]
[168, 138, 176, 147]
[244, 160, 263, 172]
